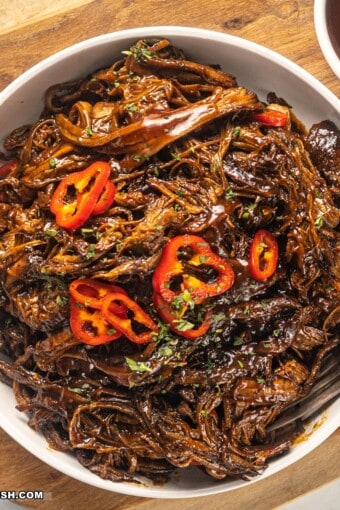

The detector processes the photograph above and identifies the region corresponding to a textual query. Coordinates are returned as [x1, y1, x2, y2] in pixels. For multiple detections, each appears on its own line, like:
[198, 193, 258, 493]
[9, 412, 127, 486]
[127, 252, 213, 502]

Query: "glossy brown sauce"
[326, 0, 340, 58]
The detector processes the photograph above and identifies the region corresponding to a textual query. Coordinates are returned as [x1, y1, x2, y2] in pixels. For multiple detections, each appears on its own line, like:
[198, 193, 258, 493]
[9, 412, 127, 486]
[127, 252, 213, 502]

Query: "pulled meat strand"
[0, 38, 339, 485]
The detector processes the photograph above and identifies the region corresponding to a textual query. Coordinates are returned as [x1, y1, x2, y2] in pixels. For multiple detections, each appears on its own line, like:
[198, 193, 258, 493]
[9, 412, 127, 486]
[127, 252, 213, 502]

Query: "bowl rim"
[0, 25, 339, 110]
[0, 25, 339, 499]
[314, 0, 340, 78]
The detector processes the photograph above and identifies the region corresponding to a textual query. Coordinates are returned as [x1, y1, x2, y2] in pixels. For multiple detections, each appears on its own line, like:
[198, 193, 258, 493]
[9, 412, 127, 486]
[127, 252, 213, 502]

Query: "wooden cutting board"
[0, 1, 339, 509]
[0, 0, 339, 96]
[0, 427, 339, 509]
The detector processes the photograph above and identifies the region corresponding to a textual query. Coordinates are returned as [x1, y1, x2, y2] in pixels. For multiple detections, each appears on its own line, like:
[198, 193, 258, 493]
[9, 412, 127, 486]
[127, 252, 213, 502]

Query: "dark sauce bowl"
[326, 0, 340, 58]
[314, 0, 340, 78]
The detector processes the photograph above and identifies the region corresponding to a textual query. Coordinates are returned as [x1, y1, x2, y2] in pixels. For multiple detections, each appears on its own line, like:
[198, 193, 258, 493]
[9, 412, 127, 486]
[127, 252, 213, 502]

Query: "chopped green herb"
[242, 202, 257, 218]
[171, 152, 181, 161]
[314, 216, 323, 229]
[85, 127, 93, 137]
[80, 228, 95, 238]
[121, 43, 153, 61]
[55, 295, 68, 307]
[132, 154, 142, 161]
[125, 357, 152, 373]
[173, 318, 195, 331]
[213, 313, 226, 322]
[225, 189, 235, 200]
[233, 126, 241, 138]
[45, 229, 58, 238]
[158, 346, 173, 357]
[233, 336, 243, 346]
[68, 387, 84, 394]
[86, 245, 96, 259]
[49, 158, 57, 168]
[171, 290, 195, 312]
[125, 103, 138, 113]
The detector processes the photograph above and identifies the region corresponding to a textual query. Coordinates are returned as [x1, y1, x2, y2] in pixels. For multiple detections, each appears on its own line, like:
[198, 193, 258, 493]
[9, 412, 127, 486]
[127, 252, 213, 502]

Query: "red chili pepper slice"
[50, 161, 111, 230]
[0, 160, 18, 179]
[152, 235, 234, 304]
[153, 291, 212, 339]
[252, 109, 288, 127]
[248, 229, 279, 281]
[69, 297, 122, 345]
[69, 278, 127, 315]
[102, 292, 159, 344]
[92, 180, 116, 215]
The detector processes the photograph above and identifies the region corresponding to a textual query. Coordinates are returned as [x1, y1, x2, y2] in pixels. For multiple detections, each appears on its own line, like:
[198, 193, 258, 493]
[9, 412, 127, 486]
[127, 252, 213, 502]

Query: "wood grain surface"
[0, 0, 339, 97]
[0, 1, 339, 509]
[0, 427, 339, 509]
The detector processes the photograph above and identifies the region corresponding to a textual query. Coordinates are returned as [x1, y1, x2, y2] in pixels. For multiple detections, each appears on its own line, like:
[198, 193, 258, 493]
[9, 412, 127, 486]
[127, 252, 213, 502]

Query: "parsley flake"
[125, 357, 152, 373]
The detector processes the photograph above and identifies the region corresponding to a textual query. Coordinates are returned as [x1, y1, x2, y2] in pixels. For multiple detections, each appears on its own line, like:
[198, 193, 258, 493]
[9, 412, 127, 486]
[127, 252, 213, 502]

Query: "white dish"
[314, 0, 340, 78]
[0, 26, 339, 499]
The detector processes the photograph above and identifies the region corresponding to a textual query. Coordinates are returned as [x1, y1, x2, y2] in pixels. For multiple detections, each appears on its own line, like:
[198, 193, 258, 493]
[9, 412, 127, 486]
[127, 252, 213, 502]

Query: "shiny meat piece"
[304, 120, 340, 189]
[126, 49, 237, 88]
[56, 87, 262, 167]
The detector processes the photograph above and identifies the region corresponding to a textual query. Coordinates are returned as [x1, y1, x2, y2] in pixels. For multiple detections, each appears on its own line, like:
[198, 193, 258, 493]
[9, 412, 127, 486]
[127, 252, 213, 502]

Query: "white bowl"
[0, 26, 339, 499]
[314, 0, 340, 78]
